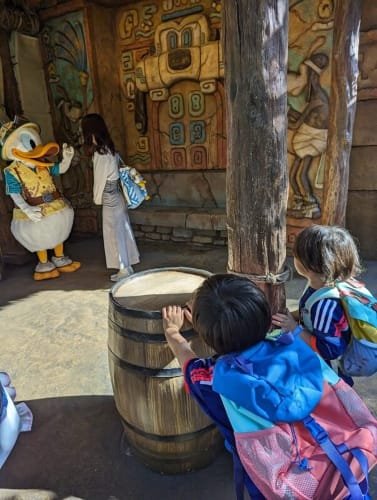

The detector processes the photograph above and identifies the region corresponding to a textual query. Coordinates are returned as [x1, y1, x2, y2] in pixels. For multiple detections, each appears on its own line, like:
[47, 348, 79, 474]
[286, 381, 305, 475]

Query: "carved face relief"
[135, 14, 222, 98]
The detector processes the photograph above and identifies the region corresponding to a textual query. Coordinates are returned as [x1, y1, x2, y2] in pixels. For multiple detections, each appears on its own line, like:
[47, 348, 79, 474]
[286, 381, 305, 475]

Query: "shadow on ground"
[0, 396, 233, 500]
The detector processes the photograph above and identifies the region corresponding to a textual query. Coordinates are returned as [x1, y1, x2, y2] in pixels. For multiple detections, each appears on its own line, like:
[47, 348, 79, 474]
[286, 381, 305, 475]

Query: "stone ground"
[0, 236, 376, 500]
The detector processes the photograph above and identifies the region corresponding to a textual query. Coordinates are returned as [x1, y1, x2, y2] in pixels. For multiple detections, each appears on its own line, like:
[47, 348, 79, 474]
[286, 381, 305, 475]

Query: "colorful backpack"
[213, 332, 377, 500]
[117, 155, 149, 209]
[301, 278, 377, 377]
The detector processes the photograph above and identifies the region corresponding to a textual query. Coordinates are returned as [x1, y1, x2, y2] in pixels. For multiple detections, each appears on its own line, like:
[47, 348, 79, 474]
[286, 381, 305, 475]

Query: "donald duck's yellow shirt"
[4, 161, 67, 220]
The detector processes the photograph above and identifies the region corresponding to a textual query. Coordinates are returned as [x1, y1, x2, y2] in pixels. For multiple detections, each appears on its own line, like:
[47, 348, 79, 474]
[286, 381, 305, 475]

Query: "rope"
[228, 264, 292, 285]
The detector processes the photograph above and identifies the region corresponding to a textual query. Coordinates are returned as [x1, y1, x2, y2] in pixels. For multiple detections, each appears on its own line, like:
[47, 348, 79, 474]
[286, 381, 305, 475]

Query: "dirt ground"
[0, 236, 376, 500]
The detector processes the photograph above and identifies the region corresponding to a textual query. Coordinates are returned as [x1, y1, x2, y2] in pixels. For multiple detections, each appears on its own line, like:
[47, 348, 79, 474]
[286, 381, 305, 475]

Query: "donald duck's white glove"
[10, 193, 43, 222]
[59, 143, 75, 174]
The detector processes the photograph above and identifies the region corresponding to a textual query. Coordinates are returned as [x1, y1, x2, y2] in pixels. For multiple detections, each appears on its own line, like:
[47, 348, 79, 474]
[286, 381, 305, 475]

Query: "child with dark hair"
[272, 224, 362, 383]
[81, 113, 139, 281]
[162, 273, 271, 499]
[163, 269, 377, 499]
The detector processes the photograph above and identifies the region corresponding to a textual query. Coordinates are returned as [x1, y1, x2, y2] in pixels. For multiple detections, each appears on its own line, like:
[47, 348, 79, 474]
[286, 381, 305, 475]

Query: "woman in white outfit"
[81, 114, 139, 281]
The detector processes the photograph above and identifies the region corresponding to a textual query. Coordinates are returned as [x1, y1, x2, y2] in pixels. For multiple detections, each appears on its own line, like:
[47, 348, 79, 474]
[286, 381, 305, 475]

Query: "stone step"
[129, 206, 227, 232]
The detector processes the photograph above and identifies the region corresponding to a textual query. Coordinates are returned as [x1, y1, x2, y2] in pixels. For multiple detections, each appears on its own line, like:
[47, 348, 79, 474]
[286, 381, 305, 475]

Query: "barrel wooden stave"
[108, 267, 223, 474]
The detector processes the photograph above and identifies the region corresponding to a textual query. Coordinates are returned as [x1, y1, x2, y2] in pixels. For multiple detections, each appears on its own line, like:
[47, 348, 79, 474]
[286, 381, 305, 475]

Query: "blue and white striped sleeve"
[310, 298, 350, 360]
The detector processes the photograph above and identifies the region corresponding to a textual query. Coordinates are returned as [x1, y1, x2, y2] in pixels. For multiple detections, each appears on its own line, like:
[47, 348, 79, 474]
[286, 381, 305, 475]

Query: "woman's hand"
[271, 310, 298, 332]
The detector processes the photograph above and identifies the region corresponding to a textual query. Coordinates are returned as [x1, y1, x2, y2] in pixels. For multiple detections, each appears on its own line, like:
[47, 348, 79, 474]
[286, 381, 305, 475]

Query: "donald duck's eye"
[20, 133, 36, 151]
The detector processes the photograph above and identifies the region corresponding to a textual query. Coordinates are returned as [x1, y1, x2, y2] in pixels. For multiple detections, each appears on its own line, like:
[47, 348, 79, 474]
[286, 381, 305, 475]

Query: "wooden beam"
[321, 0, 362, 226]
[224, 0, 289, 312]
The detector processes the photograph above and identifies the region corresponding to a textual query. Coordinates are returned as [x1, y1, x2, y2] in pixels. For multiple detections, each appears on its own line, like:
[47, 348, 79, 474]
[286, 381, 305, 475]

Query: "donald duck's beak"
[12, 142, 60, 168]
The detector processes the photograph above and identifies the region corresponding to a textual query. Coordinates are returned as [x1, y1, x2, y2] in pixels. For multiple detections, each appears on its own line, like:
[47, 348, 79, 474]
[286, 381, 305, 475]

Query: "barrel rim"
[109, 266, 212, 319]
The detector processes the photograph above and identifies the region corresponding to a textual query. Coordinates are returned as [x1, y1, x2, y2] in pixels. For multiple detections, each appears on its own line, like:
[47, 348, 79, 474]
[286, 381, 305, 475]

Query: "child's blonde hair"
[293, 225, 362, 285]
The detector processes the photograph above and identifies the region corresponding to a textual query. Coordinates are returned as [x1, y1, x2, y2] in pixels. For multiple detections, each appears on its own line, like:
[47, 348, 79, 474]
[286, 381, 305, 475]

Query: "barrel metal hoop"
[122, 417, 217, 443]
[108, 318, 196, 343]
[110, 297, 163, 319]
[108, 348, 183, 378]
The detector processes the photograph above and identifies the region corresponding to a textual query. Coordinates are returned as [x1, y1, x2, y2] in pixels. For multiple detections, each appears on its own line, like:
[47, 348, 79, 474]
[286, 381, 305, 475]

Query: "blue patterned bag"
[118, 155, 149, 209]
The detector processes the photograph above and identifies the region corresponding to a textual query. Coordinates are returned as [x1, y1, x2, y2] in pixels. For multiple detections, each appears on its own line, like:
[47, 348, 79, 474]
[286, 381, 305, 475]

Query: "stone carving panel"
[287, 0, 334, 234]
[40, 11, 94, 208]
[117, 0, 225, 171]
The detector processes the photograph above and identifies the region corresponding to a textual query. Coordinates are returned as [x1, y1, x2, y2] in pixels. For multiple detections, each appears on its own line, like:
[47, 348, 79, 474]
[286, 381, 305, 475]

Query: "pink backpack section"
[213, 332, 377, 500]
[235, 378, 377, 499]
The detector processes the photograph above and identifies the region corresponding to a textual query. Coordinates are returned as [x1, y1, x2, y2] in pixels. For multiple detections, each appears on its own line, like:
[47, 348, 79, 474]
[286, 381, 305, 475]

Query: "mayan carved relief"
[287, 0, 334, 224]
[117, 0, 225, 171]
[40, 11, 94, 207]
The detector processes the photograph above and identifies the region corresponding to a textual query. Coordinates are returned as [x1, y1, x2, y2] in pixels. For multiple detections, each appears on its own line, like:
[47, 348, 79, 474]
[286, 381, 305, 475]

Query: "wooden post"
[224, 0, 289, 313]
[321, 0, 362, 226]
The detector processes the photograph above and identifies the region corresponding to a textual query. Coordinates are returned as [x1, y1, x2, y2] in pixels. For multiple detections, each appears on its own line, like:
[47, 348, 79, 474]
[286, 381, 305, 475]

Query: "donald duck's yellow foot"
[33, 261, 60, 281]
[34, 269, 60, 281]
[57, 261, 81, 273]
[52, 256, 81, 273]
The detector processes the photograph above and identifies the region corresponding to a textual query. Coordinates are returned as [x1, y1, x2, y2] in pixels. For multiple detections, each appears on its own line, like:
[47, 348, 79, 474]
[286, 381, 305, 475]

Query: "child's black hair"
[293, 225, 362, 284]
[191, 273, 271, 354]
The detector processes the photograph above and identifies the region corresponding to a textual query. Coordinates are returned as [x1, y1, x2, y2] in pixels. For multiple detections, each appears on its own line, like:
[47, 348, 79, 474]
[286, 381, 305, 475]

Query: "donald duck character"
[0, 119, 80, 280]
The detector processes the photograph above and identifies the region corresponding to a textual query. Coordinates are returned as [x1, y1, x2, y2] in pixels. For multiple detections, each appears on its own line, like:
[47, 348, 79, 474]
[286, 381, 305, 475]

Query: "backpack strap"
[188, 367, 263, 500]
[301, 286, 340, 331]
[303, 416, 370, 499]
[336, 282, 377, 310]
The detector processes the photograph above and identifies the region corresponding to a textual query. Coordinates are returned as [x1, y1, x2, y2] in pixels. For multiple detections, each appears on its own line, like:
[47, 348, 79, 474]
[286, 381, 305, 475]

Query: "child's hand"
[271, 310, 298, 332]
[162, 305, 184, 333]
[183, 300, 193, 324]
[161, 305, 197, 368]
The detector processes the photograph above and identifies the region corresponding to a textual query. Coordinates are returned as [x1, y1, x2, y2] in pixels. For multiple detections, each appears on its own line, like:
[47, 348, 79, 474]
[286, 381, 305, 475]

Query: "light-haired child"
[272, 224, 362, 384]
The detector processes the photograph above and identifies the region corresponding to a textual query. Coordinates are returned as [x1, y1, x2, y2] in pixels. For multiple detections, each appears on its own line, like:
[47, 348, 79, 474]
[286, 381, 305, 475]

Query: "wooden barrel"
[108, 267, 223, 474]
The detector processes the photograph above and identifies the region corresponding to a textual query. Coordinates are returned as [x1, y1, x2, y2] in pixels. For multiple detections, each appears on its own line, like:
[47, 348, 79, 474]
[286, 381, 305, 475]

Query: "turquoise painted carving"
[170, 123, 185, 145]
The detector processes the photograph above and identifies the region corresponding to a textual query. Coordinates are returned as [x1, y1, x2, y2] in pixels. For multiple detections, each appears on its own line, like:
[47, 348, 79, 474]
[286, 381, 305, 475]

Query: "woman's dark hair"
[191, 274, 271, 355]
[293, 225, 362, 284]
[81, 113, 115, 155]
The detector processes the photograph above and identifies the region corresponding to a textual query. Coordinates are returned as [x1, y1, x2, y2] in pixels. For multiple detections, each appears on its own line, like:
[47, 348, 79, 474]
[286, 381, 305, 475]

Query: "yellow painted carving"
[162, 0, 201, 12]
[135, 14, 223, 99]
[137, 137, 150, 152]
[119, 9, 139, 41]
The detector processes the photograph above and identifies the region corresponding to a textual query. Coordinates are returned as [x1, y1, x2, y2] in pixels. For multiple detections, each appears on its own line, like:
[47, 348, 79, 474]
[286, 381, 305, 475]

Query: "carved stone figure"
[288, 53, 329, 219]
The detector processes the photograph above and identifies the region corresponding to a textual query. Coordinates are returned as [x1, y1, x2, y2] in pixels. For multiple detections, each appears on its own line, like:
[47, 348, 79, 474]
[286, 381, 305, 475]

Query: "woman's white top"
[93, 151, 119, 205]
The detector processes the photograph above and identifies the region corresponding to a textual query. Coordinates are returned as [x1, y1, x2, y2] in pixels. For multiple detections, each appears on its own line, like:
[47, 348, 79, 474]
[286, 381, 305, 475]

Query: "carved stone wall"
[287, 0, 334, 246]
[1, 0, 375, 259]
[39, 3, 125, 235]
[40, 8, 95, 229]
[115, 0, 225, 211]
